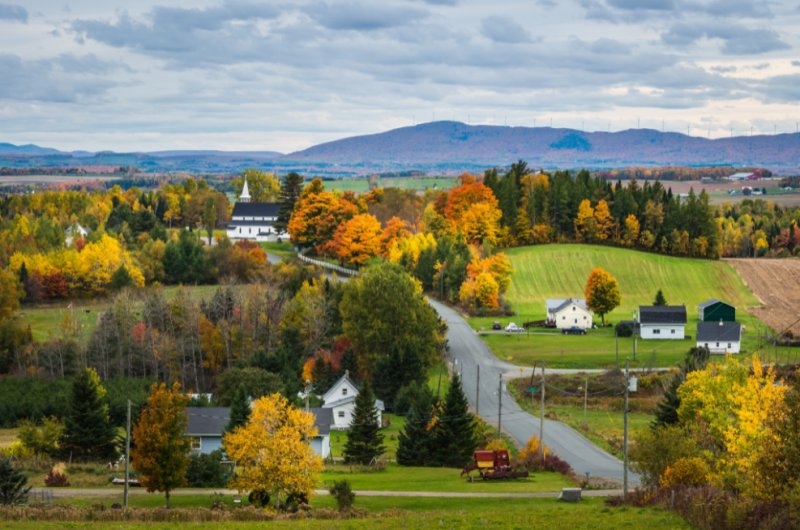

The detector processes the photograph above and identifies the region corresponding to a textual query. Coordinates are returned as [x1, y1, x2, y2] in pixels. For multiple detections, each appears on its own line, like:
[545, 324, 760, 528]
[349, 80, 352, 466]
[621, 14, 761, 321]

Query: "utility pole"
[623, 360, 629, 499]
[475, 364, 480, 416]
[539, 362, 546, 461]
[497, 374, 502, 436]
[124, 399, 131, 510]
[583, 375, 588, 424]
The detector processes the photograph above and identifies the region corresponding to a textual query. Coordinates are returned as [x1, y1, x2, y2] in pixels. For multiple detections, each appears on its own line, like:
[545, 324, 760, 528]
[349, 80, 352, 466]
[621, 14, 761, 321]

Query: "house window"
[190, 437, 201, 451]
[342, 388, 348, 396]
[728, 343, 732, 348]
[705, 343, 709, 348]
[670, 329, 675, 334]
[716, 342, 720, 347]
[653, 329, 661, 335]
[337, 411, 345, 418]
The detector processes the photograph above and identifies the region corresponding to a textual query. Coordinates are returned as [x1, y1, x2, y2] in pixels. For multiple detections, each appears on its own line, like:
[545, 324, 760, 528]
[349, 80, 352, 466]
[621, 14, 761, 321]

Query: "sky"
[1, 0, 799, 154]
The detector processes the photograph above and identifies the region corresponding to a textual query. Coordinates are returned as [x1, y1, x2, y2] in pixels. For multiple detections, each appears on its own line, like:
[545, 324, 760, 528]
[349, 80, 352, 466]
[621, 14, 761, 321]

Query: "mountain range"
[2, 121, 799, 176]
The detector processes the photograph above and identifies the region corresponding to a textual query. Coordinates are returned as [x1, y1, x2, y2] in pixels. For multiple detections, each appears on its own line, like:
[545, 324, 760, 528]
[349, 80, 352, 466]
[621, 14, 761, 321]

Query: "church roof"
[231, 202, 280, 217]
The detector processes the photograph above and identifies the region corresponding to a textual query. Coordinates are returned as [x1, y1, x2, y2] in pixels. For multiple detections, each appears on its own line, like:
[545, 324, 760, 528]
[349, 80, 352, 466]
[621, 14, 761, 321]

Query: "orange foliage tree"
[332, 213, 383, 267]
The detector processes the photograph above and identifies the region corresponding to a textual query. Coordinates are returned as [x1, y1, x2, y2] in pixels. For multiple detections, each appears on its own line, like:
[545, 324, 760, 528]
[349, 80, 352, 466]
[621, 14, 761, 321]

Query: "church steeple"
[240, 178, 251, 203]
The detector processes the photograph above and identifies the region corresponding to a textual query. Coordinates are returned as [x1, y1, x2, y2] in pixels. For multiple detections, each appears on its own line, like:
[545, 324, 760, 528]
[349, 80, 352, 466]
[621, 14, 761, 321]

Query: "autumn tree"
[0, 268, 23, 320]
[622, 214, 640, 247]
[332, 213, 383, 267]
[593, 199, 614, 241]
[60, 367, 117, 461]
[574, 199, 596, 242]
[131, 382, 191, 509]
[223, 393, 322, 508]
[584, 267, 620, 326]
[234, 169, 281, 202]
[343, 380, 385, 465]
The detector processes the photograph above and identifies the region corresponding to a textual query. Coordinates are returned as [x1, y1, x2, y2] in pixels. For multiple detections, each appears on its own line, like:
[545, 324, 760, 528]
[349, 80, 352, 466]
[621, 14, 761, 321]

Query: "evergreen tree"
[226, 384, 251, 433]
[60, 367, 117, 461]
[433, 374, 478, 467]
[275, 172, 304, 235]
[343, 381, 385, 465]
[0, 457, 31, 505]
[396, 384, 436, 466]
[653, 289, 667, 306]
[653, 346, 709, 427]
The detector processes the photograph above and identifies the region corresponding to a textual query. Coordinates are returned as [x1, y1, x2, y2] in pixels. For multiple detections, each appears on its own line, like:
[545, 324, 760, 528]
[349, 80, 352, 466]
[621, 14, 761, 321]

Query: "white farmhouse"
[638, 305, 687, 339]
[321, 372, 384, 430]
[225, 179, 284, 242]
[546, 298, 593, 330]
[696, 321, 742, 354]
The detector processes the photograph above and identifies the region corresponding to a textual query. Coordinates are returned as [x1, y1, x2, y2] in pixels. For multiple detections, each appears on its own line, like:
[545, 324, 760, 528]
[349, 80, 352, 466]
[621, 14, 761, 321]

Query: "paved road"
[429, 300, 639, 487]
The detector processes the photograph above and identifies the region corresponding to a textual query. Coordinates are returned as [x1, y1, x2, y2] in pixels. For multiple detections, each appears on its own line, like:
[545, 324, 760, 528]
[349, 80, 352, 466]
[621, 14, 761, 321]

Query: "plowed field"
[726, 258, 800, 335]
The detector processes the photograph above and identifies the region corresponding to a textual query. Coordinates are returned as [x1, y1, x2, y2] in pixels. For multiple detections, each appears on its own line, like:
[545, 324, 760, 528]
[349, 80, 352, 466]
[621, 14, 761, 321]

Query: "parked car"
[492, 321, 502, 330]
[562, 326, 587, 335]
[505, 322, 524, 333]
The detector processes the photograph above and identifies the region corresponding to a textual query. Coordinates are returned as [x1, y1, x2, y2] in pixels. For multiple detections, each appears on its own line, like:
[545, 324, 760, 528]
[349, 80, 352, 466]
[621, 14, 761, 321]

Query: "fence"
[297, 253, 358, 277]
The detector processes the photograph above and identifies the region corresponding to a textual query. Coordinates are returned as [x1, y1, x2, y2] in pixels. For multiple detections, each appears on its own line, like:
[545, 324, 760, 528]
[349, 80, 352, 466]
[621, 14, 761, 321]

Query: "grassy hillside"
[473, 244, 767, 368]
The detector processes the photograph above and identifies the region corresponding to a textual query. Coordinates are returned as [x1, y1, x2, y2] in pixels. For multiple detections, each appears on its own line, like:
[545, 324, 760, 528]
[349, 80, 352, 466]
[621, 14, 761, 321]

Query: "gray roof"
[546, 298, 587, 313]
[186, 407, 230, 436]
[698, 298, 733, 309]
[231, 202, 280, 217]
[639, 305, 687, 324]
[697, 321, 742, 342]
[185, 406, 334, 437]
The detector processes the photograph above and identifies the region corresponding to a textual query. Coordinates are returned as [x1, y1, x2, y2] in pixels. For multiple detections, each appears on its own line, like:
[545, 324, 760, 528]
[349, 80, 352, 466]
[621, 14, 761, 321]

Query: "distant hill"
[2, 121, 798, 175]
[284, 121, 800, 174]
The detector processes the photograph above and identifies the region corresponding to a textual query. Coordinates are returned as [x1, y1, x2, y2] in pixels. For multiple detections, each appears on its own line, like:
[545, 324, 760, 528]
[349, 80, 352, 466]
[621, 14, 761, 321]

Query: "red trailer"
[461, 449, 529, 481]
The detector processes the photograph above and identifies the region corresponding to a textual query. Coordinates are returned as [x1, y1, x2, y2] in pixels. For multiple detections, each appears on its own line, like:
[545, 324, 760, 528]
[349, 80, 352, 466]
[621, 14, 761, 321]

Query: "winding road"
[429, 299, 639, 486]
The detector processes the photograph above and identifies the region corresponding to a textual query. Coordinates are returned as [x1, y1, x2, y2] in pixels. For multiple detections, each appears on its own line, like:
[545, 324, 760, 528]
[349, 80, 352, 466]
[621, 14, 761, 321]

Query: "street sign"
[527, 386, 539, 393]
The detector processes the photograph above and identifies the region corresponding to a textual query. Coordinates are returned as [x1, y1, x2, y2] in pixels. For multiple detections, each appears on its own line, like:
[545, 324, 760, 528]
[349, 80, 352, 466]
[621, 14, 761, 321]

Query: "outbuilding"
[698, 299, 735, 322]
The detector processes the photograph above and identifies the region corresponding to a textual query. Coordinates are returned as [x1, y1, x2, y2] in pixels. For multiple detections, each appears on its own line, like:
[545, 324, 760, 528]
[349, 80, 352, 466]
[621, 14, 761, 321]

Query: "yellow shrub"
[660, 457, 710, 488]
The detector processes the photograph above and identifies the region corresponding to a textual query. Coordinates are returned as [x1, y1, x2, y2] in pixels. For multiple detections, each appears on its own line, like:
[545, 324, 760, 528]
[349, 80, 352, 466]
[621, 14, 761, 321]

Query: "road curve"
[429, 299, 639, 486]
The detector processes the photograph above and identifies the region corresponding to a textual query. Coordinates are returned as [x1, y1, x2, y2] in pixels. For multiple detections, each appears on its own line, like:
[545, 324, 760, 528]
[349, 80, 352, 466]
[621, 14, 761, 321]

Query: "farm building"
[321, 372, 384, 430]
[698, 299, 735, 322]
[545, 298, 593, 330]
[638, 305, 687, 339]
[225, 178, 284, 242]
[185, 406, 333, 458]
[696, 321, 742, 354]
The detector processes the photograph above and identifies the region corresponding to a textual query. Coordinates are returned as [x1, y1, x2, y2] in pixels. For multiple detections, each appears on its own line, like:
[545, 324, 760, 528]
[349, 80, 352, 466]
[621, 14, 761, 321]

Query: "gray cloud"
[481, 16, 531, 44]
[662, 23, 789, 54]
[303, 2, 429, 30]
[0, 3, 26, 22]
[0, 53, 117, 102]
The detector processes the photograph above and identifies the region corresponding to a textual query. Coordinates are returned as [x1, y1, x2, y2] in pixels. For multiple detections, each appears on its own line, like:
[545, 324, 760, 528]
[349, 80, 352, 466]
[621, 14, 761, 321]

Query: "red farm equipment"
[461, 449, 529, 481]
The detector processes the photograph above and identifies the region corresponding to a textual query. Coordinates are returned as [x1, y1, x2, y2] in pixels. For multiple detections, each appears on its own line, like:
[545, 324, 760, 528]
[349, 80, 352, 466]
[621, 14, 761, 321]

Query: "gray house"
[698, 299, 736, 322]
[185, 406, 333, 458]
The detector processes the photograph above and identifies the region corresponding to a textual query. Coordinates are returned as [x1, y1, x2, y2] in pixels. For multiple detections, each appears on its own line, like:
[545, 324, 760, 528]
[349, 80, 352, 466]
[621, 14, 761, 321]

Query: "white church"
[225, 179, 285, 242]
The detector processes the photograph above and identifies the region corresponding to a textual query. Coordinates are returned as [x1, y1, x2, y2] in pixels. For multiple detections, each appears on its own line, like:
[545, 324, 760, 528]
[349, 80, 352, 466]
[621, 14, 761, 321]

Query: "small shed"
[698, 299, 735, 322]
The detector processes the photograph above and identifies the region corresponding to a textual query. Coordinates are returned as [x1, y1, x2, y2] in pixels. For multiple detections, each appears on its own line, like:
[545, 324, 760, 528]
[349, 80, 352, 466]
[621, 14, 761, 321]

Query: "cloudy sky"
[2, 0, 799, 153]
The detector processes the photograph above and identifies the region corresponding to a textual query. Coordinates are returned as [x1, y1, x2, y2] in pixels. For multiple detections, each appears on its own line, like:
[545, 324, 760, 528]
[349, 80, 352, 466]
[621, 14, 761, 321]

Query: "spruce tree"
[433, 374, 478, 467]
[226, 384, 251, 433]
[0, 458, 31, 505]
[275, 172, 304, 235]
[396, 385, 436, 466]
[60, 367, 117, 461]
[343, 381, 385, 465]
[653, 289, 667, 306]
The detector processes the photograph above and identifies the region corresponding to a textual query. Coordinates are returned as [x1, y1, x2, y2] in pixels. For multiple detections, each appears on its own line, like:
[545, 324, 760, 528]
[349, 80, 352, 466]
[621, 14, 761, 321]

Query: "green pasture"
[322, 176, 457, 193]
[471, 244, 768, 368]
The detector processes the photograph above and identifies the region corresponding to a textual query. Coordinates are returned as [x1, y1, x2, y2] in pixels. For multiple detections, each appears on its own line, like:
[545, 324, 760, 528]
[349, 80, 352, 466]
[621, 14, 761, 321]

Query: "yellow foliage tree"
[131, 382, 190, 508]
[622, 214, 640, 247]
[574, 199, 595, 242]
[223, 393, 322, 506]
[332, 213, 383, 267]
[593, 199, 614, 241]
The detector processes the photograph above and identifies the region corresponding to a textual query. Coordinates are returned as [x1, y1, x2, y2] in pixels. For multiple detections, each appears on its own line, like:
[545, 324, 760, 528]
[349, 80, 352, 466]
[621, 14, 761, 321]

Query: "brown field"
[726, 258, 800, 335]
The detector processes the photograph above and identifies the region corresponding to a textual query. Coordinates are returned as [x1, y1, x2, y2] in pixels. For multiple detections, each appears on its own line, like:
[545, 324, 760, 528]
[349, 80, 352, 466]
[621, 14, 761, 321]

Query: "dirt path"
[726, 258, 800, 335]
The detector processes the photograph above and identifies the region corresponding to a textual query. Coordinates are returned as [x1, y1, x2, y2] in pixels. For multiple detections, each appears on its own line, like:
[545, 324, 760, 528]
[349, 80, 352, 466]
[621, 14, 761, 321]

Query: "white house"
[545, 298, 593, 330]
[185, 406, 333, 459]
[321, 372, 384, 430]
[638, 305, 687, 339]
[696, 321, 742, 354]
[226, 179, 284, 242]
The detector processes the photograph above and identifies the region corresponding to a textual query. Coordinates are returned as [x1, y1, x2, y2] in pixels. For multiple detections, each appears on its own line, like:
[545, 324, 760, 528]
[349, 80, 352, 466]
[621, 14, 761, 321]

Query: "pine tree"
[275, 172, 304, 235]
[653, 289, 667, 306]
[396, 385, 436, 466]
[60, 367, 117, 461]
[0, 458, 31, 505]
[343, 381, 385, 465]
[226, 384, 251, 433]
[433, 374, 478, 467]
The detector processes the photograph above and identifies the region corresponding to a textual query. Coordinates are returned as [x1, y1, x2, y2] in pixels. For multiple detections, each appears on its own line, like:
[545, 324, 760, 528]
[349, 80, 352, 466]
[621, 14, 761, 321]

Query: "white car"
[505, 322, 524, 333]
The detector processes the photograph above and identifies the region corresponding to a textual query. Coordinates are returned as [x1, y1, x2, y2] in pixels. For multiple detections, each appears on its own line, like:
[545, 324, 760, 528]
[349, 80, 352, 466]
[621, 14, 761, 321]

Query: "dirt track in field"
[726, 258, 800, 335]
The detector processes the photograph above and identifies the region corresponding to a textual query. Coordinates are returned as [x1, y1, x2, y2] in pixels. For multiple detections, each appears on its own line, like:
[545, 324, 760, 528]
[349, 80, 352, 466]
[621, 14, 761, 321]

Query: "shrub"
[660, 457, 709, 488]
[615, 321, 634, 337]
[329, 480, 355, 512]
[186, 450, 228, 488]
[44, 462, 70, 487]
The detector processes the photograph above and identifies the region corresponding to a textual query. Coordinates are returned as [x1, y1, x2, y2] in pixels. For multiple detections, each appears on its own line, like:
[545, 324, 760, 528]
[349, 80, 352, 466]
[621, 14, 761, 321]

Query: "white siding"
[640, 324, 685, 339]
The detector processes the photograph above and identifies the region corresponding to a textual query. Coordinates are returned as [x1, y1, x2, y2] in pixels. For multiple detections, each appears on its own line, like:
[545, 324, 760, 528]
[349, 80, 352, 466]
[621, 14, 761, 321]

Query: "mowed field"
[726, 258, 800, 336]
[473, 244, 771, 368]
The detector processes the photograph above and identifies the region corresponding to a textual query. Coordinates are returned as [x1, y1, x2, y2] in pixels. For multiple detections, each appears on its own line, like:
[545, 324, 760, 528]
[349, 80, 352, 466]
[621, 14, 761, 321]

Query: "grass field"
[322, 176, 458, 193]
[470, 244, 766, 368]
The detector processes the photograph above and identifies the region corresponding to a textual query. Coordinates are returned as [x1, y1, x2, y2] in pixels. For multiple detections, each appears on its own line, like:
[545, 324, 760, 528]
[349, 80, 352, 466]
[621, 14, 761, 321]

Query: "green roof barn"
[698, 299, 736, 322]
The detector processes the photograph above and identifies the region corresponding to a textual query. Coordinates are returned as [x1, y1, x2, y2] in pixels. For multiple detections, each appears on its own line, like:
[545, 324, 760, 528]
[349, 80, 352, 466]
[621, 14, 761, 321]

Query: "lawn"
[470, 244, 767, 368]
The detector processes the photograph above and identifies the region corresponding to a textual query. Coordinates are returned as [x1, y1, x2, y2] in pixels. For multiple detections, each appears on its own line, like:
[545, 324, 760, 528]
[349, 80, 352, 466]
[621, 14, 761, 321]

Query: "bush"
[329, 480, 355, 512]
[186, 450, 228, 488]
[615, 321, 634, 338]
[659, 457, 709, 488]
[44, 462, 70, 487]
